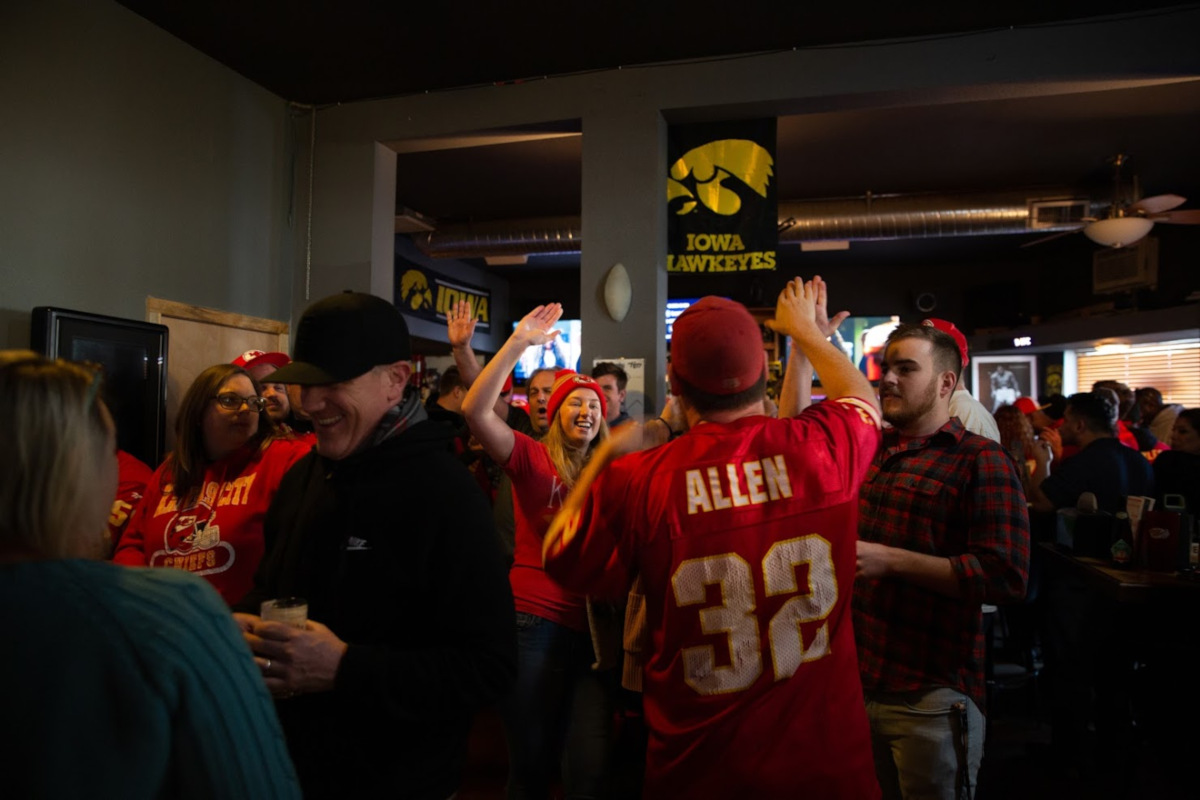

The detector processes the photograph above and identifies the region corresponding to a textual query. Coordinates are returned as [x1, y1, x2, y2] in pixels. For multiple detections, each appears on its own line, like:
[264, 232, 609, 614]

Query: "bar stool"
[983, 603, 1041, 728]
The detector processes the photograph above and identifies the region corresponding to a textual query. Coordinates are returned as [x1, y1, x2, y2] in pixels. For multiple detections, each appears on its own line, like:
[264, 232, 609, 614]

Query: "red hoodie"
[114, 437, 310, 605]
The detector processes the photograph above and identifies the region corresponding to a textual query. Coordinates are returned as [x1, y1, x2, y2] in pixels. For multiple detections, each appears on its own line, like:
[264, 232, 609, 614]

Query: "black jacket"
[242, 420, 516, 799]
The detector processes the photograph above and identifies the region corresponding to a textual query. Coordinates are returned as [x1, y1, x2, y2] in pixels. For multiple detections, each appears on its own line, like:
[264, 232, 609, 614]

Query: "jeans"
[866, 687, 986, 800]
[499, 612, 615, 800]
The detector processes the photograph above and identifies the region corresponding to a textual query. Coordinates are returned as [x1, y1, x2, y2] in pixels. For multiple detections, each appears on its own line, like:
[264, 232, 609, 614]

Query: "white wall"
[0, 0, 294, 348]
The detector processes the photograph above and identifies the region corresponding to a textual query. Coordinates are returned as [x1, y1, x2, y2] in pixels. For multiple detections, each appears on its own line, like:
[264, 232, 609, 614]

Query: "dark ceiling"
[117, 1, 1193, 105]
[117, 1, 1200, 293]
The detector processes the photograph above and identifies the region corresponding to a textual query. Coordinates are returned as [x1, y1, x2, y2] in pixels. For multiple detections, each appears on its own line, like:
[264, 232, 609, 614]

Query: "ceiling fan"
[1022, 154, 1200, 249]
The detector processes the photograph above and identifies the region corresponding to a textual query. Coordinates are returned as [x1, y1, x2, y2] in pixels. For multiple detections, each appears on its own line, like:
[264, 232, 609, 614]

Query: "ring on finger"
[264, 658, 272, 673]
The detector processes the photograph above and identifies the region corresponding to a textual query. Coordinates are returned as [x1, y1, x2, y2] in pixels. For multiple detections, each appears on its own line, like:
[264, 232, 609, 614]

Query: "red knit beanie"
[546, 369, 607, 422]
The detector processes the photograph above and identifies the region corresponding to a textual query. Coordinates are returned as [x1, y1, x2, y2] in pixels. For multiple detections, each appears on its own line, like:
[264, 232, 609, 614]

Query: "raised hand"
[447, 299, 477, 349]
[513, 303, 563, 347]
[1037, 427, 1063, 464]
[813, 275, 850, 338]
[765, 277, 818, 341]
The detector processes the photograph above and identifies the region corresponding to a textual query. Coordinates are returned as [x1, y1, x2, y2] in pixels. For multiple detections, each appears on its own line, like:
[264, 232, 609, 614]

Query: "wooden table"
[1036, 542, 1200, 604]
[1036, 542, 1200, 780]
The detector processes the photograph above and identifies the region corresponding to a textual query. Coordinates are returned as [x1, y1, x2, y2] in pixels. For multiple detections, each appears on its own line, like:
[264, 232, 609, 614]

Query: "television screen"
[513, 319, 581, 380]
[665, 299, 700, 341]
[828, 315, 902, 381]
[31, 307, 169, 467]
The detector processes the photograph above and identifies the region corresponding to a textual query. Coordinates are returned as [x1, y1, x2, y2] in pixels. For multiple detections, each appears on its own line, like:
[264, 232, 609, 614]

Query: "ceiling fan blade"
[1020, 229, 1080, 248]
[1149, 208, 1200, 224]
[1130, 193, 1186, 215]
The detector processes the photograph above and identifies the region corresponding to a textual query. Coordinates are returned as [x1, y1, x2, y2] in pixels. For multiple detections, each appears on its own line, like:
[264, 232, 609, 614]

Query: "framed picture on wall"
[972, 355, 1038, 414]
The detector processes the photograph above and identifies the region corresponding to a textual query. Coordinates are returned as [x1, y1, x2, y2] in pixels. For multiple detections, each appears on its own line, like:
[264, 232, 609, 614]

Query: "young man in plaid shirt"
[855, 322, 1030, 800]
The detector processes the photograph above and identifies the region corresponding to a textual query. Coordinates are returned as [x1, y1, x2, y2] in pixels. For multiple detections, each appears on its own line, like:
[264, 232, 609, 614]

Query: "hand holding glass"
[260, 597, 308, 628]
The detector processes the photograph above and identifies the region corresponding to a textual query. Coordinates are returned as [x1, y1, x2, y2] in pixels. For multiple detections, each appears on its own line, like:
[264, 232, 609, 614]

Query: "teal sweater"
[0, 559, 300, 798]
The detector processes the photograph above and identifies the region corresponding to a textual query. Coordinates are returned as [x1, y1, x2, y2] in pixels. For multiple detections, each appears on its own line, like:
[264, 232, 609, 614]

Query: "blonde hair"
[0, 351, 112, 558]
[541, 405, 609, 488]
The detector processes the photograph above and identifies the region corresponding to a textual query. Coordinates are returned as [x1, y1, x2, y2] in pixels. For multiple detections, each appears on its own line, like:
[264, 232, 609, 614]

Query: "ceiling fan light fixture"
[1083, 216, 1153, 248]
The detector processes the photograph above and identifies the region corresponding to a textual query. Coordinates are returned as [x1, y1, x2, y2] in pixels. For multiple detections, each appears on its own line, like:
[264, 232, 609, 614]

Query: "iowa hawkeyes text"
[667, 232, 776, 273]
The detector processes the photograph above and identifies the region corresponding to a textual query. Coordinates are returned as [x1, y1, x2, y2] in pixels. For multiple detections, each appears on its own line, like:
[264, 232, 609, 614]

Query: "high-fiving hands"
[812, 275, 850, 338]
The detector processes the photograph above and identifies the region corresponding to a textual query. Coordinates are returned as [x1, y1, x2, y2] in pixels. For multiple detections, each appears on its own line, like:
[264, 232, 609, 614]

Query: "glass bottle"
[1110, 511, 1134, 567]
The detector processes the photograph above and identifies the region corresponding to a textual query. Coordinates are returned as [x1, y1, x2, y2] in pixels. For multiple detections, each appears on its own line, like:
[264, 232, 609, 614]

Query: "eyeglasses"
[212, 392, 267, 412]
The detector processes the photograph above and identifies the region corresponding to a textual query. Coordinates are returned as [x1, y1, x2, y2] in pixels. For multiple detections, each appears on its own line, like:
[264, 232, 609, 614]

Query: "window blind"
[1076, 339, 1200, 408]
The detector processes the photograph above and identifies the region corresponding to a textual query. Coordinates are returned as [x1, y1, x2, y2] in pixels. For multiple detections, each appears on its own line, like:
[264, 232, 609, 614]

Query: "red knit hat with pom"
[545, 369, 606, 422]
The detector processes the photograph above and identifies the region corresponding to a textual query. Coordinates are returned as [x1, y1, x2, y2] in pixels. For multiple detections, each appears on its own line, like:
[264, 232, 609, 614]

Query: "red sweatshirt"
[114, 437, 310, 605]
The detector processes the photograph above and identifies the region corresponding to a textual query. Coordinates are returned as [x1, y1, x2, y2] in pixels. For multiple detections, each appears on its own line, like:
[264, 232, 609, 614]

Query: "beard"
[881, 376, 940, 432]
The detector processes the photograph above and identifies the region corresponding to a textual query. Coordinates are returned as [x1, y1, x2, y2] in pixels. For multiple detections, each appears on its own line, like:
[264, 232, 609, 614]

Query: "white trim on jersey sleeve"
[832, 396, 882, 430]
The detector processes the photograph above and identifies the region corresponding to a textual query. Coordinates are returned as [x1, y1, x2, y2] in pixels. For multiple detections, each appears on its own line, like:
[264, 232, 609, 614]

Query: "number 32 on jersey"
[671, 535, 836, 695]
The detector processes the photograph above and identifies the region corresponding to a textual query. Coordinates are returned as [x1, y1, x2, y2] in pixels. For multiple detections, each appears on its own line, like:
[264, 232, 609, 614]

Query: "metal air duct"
[411, 190, 1095, 259]
[415, 216, 582, 260]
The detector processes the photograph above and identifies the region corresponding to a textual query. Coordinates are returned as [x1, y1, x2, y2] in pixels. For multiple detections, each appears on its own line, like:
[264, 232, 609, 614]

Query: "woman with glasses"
[114, 363, 310, 605]
[0, 351, 300, 798]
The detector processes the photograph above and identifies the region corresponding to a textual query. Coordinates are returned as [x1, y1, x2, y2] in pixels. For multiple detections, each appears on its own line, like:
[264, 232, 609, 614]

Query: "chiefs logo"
[667, 139, 774, 216]
[164, 500, 220, 554]
[400, 269, 434, 311]
[150, 498, 235, 576]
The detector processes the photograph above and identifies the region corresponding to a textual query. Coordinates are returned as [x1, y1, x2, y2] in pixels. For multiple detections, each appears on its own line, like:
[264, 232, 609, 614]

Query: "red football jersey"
[106, 450, 154, 556]
[545, 398, 882, 799]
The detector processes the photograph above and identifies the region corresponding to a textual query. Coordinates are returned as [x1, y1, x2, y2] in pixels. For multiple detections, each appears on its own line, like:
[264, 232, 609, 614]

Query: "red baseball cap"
[1013, 397, 1050, 415]
[669, 297, 765, 396]
[232, 349, 291, 371]
[921, 318, 968, 369]
[546, 370, 606, 423]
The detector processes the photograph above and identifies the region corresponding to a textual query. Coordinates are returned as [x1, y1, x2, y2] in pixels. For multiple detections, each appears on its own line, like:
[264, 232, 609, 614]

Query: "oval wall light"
[604, 262, 632, 322]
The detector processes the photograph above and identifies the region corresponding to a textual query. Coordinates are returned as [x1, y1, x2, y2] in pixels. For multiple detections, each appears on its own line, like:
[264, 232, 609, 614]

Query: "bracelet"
[649, 417, 678, 438]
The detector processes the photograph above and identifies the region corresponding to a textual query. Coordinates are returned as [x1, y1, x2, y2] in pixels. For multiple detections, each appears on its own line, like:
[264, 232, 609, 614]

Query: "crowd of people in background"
[3, 277, 1197, 799]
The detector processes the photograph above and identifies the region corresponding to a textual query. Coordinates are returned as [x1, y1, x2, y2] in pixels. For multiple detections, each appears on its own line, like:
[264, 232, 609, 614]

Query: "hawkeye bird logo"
[667, 139, 774, 216]
[400, 269, 434, 311]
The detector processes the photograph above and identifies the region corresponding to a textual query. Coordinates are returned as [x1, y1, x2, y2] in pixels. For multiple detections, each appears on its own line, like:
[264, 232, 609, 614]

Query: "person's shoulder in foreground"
[1, 560, 299, 799]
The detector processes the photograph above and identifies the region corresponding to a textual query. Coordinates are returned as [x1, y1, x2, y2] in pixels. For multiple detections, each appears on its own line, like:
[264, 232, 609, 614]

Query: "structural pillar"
[579, 108, 668, 417]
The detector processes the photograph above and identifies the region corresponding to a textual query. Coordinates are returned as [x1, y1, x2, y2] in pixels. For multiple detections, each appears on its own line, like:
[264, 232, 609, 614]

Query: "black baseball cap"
[271, 291, 411, 385]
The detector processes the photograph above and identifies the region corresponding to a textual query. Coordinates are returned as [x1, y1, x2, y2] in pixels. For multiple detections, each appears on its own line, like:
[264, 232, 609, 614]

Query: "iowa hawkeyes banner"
[667, 119, 777, 273]
[395, 260, 491, 332]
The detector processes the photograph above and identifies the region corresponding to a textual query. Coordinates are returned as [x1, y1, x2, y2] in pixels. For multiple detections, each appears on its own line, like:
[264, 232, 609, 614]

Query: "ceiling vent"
[1029, 198, 1091, 229]
[394, 207, 436, 234]
[1092, 237, 1159, 294]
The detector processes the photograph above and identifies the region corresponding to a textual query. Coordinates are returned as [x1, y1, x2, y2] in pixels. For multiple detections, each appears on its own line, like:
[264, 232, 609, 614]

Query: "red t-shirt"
[113, 437, 310, 605]
[503, 432, 588, 631]
[545, 399, 883, 799]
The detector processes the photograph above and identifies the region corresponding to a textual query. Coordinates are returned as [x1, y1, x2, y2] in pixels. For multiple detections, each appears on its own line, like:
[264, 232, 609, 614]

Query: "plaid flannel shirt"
[854, 417, 1030, 711]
